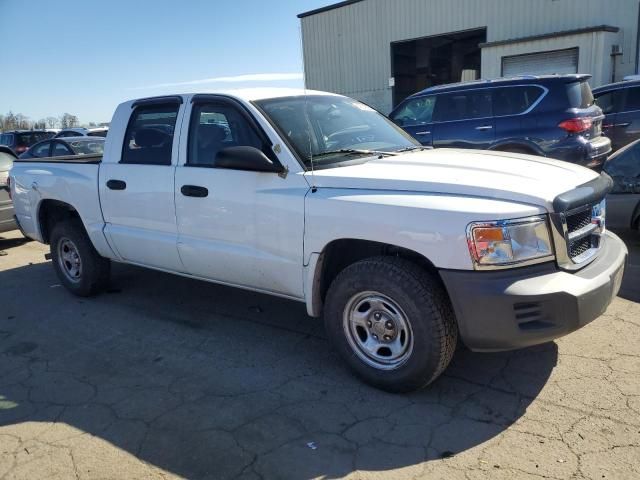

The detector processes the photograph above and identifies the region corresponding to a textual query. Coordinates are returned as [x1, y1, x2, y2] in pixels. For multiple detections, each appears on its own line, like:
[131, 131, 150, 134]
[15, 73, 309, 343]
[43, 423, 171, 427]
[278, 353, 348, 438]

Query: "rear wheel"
[324, 257, 457, 392]
[50, 219, 110, 296]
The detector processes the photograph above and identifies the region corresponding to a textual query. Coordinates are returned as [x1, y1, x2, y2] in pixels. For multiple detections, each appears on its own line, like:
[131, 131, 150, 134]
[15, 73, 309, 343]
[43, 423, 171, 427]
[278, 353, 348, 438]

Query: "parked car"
[593, 79, 640, 151]
[0, 146, 18, 233]
[10, 90, 627, 392]
[55, 127, 109, 138]
[604, 138, 640, 230]
[19, 137, 105, 159]
[0, 130, 56, 155]
[389, 74, 611, 170]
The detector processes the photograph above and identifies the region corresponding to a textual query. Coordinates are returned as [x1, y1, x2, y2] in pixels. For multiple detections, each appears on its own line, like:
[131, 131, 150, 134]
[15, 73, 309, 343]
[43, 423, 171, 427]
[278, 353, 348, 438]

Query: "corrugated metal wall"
[301, 0, 640, 112]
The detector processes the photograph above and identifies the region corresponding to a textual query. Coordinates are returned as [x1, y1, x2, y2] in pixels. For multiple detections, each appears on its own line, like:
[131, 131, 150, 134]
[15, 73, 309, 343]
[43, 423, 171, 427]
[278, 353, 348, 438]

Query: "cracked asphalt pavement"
[0, 229, 639, 479]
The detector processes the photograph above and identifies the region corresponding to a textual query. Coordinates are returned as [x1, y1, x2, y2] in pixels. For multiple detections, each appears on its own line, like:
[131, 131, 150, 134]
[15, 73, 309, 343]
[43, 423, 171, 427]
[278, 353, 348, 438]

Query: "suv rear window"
[493, 86, 544, 116]
[566, 81, 594, 109]
[0, 134, 14, 146]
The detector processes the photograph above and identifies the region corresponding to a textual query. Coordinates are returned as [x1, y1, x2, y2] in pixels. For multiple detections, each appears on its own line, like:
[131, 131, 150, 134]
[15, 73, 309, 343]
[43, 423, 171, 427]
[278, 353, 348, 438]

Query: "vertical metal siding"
[301, 0, 640, 112]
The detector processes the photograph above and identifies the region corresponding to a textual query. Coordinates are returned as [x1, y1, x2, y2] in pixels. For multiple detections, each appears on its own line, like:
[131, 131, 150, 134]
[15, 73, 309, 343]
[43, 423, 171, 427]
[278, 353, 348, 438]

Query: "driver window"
[188, 103, 263, 167]
[31, 142, 51, 157]
[391, 96, 436, 126]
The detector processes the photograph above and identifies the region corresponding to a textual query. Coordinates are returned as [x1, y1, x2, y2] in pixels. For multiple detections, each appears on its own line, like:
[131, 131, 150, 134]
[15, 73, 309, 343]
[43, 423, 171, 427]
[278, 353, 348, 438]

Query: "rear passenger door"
[596, 88, 625, 150]
[432, 89, 495, 149]
[99, 98, 185, 272]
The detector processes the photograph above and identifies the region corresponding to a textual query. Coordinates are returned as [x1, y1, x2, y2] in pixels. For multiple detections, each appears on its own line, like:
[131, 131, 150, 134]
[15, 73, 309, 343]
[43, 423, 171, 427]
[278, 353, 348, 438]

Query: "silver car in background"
[605, 139, 640, 230]
[0, 146, 18, 233]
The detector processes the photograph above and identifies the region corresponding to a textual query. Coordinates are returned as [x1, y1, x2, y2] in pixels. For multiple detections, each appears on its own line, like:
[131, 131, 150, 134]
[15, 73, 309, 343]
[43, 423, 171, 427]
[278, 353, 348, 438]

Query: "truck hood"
[306, 149, 599, 211]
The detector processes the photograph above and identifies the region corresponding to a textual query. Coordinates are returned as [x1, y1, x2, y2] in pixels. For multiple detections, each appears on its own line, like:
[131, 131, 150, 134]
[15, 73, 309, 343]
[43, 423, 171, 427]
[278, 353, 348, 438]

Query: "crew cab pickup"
[9, 89, 628, 392]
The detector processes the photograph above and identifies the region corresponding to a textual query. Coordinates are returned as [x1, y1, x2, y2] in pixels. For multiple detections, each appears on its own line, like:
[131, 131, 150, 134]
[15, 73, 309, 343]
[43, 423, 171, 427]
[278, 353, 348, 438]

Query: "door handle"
[106, 179, 126, 190]
[614, 122, 631, 128]
[415, 131, 431, 135]
[475, 125, 493, 131]
[181, 185, 209, 198]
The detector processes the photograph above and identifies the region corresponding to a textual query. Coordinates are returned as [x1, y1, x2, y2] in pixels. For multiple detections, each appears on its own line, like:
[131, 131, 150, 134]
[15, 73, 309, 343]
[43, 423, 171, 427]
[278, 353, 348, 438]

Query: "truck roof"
[126, 88, 341, 107]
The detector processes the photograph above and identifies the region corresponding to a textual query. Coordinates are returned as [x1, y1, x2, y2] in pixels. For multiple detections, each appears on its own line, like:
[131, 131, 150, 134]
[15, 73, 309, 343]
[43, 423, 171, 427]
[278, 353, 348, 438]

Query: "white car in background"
[55, 127, 108, 138]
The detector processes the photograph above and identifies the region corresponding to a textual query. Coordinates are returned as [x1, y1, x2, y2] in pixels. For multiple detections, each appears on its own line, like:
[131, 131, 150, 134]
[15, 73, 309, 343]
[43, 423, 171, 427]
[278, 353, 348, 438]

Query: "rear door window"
[566, 81, 595, 108]
[391, 96, 436, 125]
[121, 104, 179, 165]
[595, 90, 625, 114]
[52, 142, 73, 156]
[31, 142, 52, 157]
[623, 87, 640, 112]
[434, 90, 492, 122]
[493, 86, 544, 116]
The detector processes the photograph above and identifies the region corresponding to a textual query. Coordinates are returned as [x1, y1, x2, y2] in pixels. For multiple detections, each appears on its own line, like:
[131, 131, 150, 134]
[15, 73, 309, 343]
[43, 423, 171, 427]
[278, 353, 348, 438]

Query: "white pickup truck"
[9, 89, 628, 392]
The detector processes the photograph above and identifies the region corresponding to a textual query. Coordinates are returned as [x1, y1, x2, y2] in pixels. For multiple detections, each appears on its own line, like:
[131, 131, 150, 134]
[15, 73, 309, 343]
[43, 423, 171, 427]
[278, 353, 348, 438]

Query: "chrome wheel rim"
[57, 237, 82, 283]
[342, 291, 414, 370]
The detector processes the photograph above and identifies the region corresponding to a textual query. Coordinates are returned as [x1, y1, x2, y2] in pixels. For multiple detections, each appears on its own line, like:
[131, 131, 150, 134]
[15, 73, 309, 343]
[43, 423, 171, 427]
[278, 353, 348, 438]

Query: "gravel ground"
[0, 229, 638, 480]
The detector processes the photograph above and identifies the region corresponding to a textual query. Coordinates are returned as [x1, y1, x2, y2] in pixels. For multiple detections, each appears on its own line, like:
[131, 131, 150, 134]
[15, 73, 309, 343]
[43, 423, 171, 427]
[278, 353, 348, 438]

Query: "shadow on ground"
[0, 252, 562, 479]
[613, 228, 640, 303]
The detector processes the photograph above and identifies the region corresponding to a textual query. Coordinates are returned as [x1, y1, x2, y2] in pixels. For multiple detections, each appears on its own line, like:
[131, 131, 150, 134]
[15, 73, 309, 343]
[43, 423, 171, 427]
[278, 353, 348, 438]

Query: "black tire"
[324, 256, 458, 393]
[50, 219, 110, 296]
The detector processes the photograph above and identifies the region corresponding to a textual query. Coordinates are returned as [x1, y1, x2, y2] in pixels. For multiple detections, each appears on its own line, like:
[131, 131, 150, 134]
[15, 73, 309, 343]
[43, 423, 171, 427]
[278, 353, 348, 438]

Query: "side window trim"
[396, 84, 548, 125]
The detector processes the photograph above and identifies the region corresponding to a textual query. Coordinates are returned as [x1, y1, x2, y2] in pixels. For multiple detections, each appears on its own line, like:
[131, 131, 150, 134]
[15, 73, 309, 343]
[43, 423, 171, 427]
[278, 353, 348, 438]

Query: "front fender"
[304, 188, 546, 270]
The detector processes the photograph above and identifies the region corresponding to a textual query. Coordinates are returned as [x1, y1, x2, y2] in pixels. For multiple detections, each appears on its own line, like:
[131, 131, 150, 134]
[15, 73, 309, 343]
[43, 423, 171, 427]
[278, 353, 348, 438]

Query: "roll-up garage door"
[502, 48, 578, 77]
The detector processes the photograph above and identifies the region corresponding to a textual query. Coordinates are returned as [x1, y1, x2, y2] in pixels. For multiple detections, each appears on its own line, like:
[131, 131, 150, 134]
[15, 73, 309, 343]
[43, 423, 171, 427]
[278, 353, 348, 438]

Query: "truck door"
[99, 98, 184, 272]
[173, 95, 306, 298]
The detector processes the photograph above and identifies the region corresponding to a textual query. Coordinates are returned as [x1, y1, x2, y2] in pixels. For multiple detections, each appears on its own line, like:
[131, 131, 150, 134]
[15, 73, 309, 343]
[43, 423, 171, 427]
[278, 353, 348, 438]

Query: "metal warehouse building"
[299, 0, 640, 113]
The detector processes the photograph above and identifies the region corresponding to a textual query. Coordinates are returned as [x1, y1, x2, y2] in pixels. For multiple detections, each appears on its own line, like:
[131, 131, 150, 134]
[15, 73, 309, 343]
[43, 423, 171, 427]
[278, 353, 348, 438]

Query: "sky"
[0, 0, 331, 124]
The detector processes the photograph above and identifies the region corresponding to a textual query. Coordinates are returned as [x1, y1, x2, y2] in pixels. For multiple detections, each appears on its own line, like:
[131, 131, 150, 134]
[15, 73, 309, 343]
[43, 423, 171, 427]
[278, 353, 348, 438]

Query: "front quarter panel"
[304, 188, 547, 270]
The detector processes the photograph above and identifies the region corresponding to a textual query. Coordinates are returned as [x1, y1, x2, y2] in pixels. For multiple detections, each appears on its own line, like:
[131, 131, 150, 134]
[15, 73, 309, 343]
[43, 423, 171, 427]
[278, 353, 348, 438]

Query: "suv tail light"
[15, 146, 27, 154]
[558, 117, 593, 134]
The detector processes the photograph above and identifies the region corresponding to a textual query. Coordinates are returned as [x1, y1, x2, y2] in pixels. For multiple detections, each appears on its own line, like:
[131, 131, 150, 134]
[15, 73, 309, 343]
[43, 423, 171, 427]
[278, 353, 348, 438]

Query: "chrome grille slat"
[551, 200, 605, 270]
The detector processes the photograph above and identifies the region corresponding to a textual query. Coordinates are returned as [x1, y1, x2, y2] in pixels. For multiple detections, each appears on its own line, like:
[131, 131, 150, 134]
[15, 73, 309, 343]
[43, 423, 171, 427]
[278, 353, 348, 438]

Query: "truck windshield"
[254, 95, 419, 169]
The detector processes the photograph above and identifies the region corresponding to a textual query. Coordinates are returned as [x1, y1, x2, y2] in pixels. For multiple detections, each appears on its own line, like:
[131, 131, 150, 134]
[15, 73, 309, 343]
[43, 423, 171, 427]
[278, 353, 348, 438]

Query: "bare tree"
[46, 117, 58, 129]
[59, 113, 79, 129]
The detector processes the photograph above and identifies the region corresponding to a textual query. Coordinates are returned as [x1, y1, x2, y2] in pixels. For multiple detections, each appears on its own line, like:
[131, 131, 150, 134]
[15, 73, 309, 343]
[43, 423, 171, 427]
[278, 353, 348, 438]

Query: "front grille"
[562, 204, 602, 264]
[569, 235, 592, 258]
[566, 209, 591, 232]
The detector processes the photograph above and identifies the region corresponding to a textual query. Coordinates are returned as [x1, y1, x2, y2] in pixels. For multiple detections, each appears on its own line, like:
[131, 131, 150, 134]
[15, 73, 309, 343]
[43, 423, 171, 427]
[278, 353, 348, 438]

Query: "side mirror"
[215, 146, 283, 173]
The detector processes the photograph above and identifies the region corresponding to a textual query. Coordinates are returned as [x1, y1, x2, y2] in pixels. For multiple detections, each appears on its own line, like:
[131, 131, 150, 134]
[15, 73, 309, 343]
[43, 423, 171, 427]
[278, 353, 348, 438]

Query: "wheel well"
[315, 239, 439, 308]
[38, 200, 81, 244]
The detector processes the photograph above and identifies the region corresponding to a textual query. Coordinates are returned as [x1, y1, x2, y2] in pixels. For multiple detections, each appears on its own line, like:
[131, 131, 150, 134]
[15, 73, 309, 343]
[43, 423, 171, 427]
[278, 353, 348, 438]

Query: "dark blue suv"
[389, 74, 611, 170]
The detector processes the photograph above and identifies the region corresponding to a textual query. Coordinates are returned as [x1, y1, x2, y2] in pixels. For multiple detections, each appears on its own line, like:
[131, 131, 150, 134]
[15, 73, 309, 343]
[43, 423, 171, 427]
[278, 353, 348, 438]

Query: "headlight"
[467, 216, 554, 269]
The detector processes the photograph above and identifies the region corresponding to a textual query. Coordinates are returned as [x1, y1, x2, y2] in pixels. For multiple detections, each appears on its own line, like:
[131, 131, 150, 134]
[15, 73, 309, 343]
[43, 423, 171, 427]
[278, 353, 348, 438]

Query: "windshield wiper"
[313, 148, 399, 159]
[395, 146, 427, 153]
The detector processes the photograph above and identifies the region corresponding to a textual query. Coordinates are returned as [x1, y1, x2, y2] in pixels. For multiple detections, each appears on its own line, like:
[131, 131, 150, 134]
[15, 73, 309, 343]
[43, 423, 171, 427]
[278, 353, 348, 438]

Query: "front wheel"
[50, 219, 110, 296]
[324, 257, 457, 393]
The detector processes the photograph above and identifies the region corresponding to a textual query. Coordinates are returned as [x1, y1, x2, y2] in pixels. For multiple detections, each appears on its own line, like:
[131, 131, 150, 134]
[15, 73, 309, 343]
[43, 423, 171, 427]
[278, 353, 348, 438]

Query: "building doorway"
[391, 28, 487, 107]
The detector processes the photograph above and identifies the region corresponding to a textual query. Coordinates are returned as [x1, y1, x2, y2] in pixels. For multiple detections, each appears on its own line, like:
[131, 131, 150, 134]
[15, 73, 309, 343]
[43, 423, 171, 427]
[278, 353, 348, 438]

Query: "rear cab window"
[121, 104, 179, 165]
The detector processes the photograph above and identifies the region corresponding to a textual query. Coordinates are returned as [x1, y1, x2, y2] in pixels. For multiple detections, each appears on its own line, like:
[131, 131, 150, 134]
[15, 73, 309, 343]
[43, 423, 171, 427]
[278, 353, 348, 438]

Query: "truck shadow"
[1, 260, 558, 479]
[612, 229, 640, 303]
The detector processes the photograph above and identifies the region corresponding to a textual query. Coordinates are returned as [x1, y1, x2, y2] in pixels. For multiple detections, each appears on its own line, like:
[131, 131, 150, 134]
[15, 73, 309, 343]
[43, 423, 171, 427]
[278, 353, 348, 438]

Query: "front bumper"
[439, 231, 627, 352]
